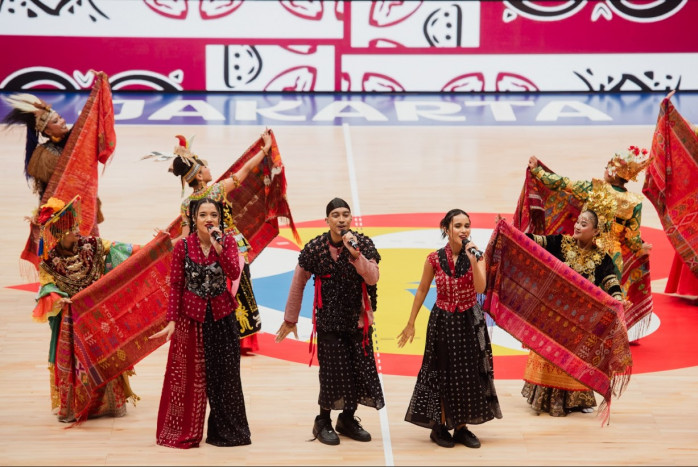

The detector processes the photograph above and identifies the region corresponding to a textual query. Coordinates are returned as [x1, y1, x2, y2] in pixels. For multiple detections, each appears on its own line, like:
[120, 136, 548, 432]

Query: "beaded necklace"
[561, 235, 604, 283]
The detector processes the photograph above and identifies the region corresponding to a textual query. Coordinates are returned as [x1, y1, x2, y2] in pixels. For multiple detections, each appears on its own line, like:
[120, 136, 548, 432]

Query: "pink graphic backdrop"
[1, 0, 697, 92]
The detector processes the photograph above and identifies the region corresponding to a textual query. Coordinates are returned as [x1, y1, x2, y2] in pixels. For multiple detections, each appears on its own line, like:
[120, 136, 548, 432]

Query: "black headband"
[325, 197, 350, 217]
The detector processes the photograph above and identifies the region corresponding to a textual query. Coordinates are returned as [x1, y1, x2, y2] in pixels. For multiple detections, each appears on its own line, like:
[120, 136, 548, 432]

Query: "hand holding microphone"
[463, 238, 483, 261]
[207, 225, 223, 244]
[340, 229, 359, 250]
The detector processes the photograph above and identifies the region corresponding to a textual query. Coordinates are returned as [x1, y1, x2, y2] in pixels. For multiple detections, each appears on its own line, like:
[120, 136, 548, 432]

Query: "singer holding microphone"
[151, 198, 251, 448]
[397, 209, 502, 449]
[275, 197, 384, 446]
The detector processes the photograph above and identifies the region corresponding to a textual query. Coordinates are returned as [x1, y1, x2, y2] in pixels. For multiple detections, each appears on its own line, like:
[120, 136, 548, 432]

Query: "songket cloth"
[166, 130, 300, 262]
[665, 252, 698, 296]
[643, 96, 698, 278]
[483, 220, 632, 425]
[21, 72, 116, 270]
[514, 160, 653, 333]
[64, 232, 172, 422]
[156, 307, 250, 448]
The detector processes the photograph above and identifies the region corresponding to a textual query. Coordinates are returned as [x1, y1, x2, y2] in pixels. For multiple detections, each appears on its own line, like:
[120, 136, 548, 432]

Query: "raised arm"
[528, 155, 592, 202]
[464, 240, 486, 294]
[221, 129, 272, 194]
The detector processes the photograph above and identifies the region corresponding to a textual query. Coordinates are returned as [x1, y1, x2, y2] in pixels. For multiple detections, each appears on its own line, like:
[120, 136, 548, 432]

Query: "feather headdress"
[2, 93, 56, 133]
[2, 93, 59, 179]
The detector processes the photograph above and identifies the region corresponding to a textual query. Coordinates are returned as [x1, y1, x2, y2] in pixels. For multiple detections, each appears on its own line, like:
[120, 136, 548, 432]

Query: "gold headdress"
[35, 195, 82, 259]
[606, 145, 650, 182]
[2, 93, 57, 133]
[583, 187, 617, 255]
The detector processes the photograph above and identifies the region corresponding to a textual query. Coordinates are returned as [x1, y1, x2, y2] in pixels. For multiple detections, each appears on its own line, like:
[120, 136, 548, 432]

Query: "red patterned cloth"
[483, 220, 632, 425]
[156, 312, 207, 448]
[643, 96, 698, 278]
[21, 72, 116, 268]
[665, 252, 698, 296]
[514, 161, 653, 332]
[513, 160, 584, 237]
[166, 130, 300, 263]
[64, 232, 172, 422]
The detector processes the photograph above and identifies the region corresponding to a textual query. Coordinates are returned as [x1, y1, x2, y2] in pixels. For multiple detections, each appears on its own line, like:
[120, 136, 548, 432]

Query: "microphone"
[463, 238, 483, 261]
[207, 225, 222, 243]
[340, 229, 359, 250]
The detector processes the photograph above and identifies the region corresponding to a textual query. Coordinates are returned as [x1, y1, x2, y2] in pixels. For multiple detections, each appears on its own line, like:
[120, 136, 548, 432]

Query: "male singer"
[275, 197, 385, 446]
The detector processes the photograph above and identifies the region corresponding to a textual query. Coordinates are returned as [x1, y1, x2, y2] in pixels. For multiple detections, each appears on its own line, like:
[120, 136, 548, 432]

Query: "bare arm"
[397, 258, 434, 347]
[221, 129, 272, 193]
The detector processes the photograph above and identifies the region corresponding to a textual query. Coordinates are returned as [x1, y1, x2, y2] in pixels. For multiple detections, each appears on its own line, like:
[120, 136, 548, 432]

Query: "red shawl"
[60, 232, 172, 422]
[643, 96, 698, 278]
[484, 220, 632, 425]
[21, 71, 116, 269]
[514, 160, 653, 332]
[166, 130, 301, 262]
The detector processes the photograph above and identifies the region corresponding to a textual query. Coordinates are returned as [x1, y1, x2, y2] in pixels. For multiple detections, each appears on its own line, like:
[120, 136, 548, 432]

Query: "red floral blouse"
[166, 233, 241, 323]
[427, 245, 477, 313]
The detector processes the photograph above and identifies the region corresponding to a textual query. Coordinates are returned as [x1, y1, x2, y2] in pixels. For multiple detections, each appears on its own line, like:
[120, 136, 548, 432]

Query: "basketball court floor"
[1, 91, 697, 465]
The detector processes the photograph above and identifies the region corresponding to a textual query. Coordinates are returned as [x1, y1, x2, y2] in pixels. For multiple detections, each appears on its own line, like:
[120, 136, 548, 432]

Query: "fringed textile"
[21, 72, 116, 269]
[483, 220, 632, 425]
[64, 232, 172, 422]
[166, 130, 301, 262]
[224, 130, 301, 261]
[514, 160, 653, 331]
[643, 96, 698, 278]
[513, 160, 584, 237]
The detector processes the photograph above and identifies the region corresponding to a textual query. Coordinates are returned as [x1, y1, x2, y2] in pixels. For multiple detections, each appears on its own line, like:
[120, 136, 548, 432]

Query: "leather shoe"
[453, 426, 481, 448]
[336, 413, 371, 442]
[313, 415, 340, 445]
[430, 424, 455, 448]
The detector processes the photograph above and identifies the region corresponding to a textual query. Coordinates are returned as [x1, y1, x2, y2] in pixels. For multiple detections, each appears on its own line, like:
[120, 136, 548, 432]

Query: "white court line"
[342, 123, 394, 466]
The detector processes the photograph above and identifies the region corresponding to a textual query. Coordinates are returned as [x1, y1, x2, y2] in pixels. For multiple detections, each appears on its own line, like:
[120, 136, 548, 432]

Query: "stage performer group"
[2, 74, 697, 452]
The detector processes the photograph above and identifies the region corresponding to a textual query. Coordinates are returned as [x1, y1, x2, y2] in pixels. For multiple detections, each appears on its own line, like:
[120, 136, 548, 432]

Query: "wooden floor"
[1, 118, 697, 466]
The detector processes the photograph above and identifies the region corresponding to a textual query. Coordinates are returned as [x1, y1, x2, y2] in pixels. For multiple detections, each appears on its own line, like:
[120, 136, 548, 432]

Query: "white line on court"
[342, 123, 394, 466]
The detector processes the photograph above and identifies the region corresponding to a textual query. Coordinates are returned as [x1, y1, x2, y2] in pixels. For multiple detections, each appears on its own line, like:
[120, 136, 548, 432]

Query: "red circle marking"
[262, 213, 698, 378]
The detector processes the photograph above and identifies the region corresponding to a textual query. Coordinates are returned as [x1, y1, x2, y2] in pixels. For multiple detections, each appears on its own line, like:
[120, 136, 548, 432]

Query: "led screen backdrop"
[1, 0, 697, 92]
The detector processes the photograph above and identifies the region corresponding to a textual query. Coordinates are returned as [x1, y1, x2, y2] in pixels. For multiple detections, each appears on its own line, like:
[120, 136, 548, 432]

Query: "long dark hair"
[188, 197, 224, 232]
[439, 209, 470, 238]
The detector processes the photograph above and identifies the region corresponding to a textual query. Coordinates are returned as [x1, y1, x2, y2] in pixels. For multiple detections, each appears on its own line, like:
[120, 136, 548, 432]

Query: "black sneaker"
[312, 415, 340, 446]
[336, 413, 371, 442]
[453, 426, 481, 448]
[430, 424, 455, 448]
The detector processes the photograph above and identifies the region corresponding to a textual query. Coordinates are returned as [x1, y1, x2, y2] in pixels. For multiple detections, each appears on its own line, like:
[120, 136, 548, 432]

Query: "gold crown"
[584, 187, 617, 255]
[607, 145, 650, 182]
